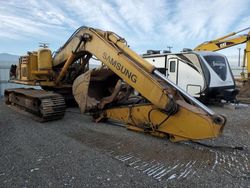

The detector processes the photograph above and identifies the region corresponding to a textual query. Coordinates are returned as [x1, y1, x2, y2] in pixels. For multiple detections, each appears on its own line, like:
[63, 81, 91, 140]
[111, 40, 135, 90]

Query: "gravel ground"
[0, 100, 249, 188]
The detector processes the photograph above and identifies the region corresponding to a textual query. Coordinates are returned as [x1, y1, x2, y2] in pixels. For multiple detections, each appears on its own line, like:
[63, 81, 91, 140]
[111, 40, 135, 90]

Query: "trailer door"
[167, 59, 178, 84]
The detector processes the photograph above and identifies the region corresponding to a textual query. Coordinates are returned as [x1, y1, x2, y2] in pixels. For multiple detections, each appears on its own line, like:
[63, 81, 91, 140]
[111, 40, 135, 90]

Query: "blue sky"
[0, 0, 250, 63]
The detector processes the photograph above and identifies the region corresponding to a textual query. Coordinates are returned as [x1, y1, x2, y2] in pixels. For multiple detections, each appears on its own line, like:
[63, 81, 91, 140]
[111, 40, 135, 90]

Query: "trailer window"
[203, 55, 227, 81]
[157, 68, 167, 75]
[169, 61, 176, 72]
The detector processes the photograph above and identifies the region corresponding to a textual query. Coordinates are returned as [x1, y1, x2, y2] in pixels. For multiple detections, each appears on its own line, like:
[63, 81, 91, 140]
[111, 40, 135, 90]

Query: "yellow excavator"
[5, 26, 226, 142]
[194, 27, 250, 79]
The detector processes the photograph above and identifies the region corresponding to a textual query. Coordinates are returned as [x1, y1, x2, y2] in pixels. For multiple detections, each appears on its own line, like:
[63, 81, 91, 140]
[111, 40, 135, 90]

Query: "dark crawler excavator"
[5, 26, 226, 142]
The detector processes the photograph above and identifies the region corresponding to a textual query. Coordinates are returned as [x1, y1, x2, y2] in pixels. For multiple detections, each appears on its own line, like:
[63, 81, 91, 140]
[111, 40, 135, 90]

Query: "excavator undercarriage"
[5, 88, 65, 122]
[5, 26, 226, 142]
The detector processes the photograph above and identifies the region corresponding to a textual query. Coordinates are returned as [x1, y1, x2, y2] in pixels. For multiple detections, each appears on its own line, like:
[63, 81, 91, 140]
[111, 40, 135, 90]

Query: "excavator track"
[4, 88, 66, 122]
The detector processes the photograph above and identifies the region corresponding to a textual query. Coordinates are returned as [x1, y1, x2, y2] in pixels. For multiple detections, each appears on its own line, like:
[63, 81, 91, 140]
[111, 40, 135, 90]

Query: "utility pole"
[39, 42, 49, 48]
[238, 48, 241, 67]
[167, 46, 173, 52]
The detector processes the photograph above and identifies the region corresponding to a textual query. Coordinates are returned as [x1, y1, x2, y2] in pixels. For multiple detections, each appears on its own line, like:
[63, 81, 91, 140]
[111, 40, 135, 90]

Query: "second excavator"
[5, 26, 226, 142]
[194, 27, 250, 79]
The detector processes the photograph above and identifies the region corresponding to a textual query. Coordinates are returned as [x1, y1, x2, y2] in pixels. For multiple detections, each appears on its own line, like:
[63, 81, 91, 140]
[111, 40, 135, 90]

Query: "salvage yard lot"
[0, 100, 249, 187]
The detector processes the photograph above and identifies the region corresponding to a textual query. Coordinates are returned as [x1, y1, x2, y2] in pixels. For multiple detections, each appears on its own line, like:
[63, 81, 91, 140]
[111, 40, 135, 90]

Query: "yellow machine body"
[245, 40, 250, 77]
[8, 26, 226, 142]
[13, 49, 54, 86]
[37, 48, 52, 70]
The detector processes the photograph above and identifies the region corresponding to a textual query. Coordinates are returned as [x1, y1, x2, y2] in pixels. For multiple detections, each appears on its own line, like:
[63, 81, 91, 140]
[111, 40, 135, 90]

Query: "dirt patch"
[236, 80, 250, 102]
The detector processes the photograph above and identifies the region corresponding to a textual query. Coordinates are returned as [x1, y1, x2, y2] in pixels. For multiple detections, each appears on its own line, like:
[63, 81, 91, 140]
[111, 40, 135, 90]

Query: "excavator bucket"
[73, 67, 121, 113]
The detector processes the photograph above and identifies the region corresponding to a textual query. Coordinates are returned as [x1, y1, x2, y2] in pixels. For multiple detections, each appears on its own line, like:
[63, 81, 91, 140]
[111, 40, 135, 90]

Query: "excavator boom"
[53, 27, 175, 112]
[194, 27, 250, 51]
[194, 34, 249, 51]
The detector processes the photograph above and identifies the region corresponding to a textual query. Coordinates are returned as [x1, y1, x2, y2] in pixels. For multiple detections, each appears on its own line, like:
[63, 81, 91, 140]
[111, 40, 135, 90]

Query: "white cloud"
[159, 0, 249, 48]
[60, 0, 128, 35]
[0, 14, 48, 37]
[0, 0, 78, 40]
[115, 0, 169, 34]
[0, 0, 249, 55]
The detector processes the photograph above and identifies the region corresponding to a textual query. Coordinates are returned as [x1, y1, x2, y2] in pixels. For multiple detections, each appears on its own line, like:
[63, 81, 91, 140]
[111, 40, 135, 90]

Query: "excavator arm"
[194, 27, 250, 52]
[52, 26, 225, 142]
[194, 33, 249, 51]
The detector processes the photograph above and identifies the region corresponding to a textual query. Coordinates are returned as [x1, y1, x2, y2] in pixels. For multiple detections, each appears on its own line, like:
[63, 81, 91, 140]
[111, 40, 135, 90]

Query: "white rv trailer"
[143, 50, 238, 102]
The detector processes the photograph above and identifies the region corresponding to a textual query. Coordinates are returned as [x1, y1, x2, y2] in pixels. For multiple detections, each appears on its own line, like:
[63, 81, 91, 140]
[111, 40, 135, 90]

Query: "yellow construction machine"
[5, 26, 226, 142]
[194, 27, 250, 79]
